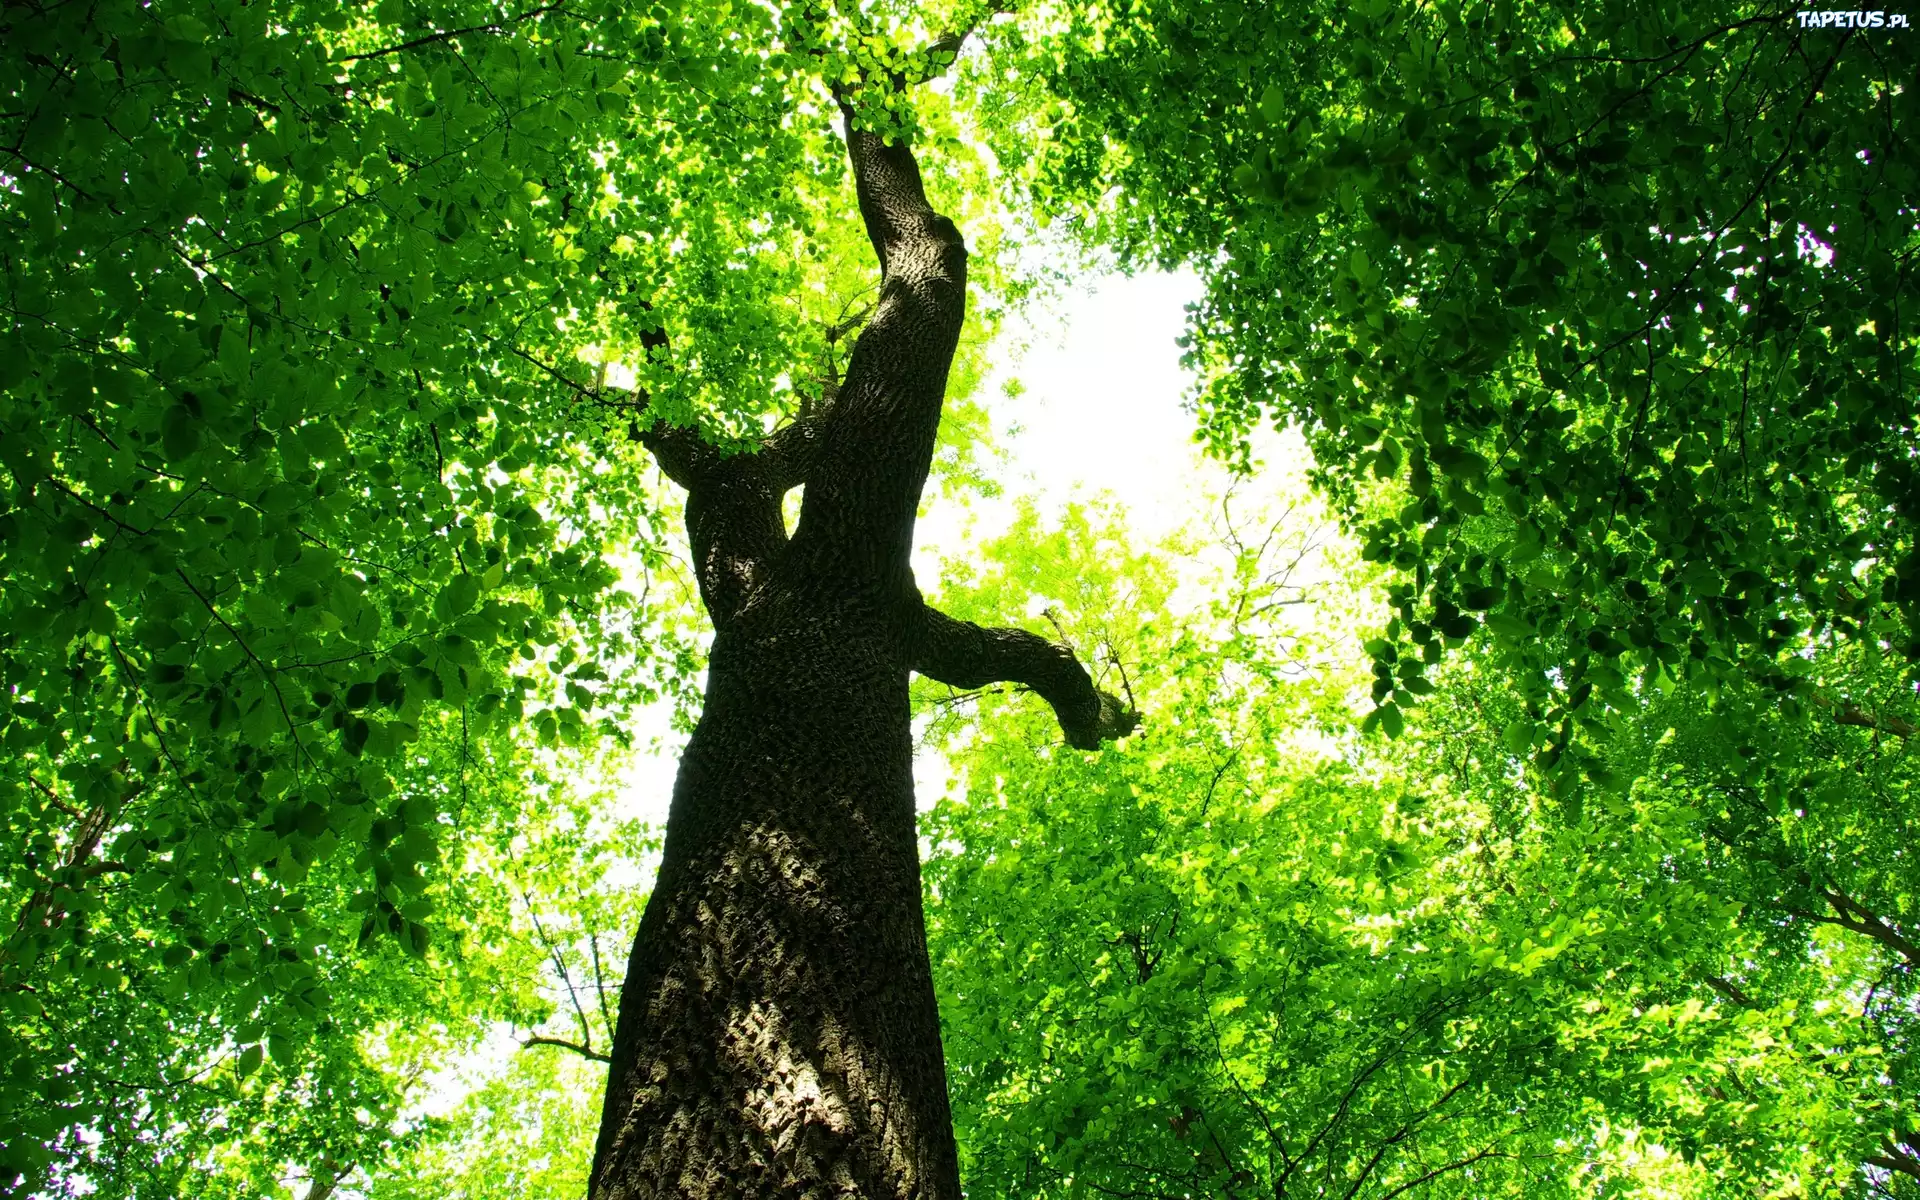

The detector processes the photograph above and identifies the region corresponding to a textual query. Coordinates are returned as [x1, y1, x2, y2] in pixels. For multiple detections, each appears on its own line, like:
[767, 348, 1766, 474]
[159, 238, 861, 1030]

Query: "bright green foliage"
[974, 0, 1919, 787]
[920, 495, 1915, 1198]
[0, 0, 1035, 1188]
[0, 0, 812, 1186]
[10, 0, 1920, 1194]
[332, 764, 654, 1200]
[360, 1045, 608, 1200]
[1497, 636, 1920, 1173]
[1403, 653, 1919, 1196]
[4, 706, 657, 1198]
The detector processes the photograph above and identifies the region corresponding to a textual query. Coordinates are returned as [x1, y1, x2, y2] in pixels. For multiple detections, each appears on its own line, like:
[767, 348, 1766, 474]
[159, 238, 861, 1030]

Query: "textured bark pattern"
[589, 105, 1132, 1200]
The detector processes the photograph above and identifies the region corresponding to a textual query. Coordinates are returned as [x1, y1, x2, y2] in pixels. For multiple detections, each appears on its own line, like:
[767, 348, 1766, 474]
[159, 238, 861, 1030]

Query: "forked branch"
[1815, 886, 1920, 967]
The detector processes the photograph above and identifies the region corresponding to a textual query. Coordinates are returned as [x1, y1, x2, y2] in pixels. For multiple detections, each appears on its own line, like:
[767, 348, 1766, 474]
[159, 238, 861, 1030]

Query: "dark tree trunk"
[587, 103, 1133, 1200]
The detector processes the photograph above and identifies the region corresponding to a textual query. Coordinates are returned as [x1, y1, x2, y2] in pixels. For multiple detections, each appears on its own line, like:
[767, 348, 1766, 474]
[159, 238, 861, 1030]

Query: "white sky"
[914, 266, 1213, 560]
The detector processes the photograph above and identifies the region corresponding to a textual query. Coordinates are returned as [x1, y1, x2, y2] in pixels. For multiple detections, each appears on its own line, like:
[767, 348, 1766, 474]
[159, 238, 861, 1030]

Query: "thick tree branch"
[300, 1157, 355, 1200]
[816, 24, 976, 113]
[579, 317, 790, 627]
[837, 106, 962, 282]
[1809, 689, 1916, 738]
[760, 415, 829, 491]
[555, 312, 837, 628]
[619, 322, 725, 489]
[1820, 886, 1920, 967]
[782, 109, 968, 594]
[912, 605, 1137, 750]
[1871, 1137, 1920, 1183]
[604, 94, 972, 626]
[1835, 702, 1916, 739]
[514, 313, 723, 494]
[1788, 895, 1920, 970]
[11, 795, 123, 946]
[679, 466, 789, 625]
[1704, 974, 1757, 1008]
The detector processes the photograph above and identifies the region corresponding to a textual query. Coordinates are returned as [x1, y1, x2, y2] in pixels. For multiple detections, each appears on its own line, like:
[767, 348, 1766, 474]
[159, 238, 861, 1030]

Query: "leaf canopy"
[974, 0, 1919, 787]
[7, 0, 1920, 1195]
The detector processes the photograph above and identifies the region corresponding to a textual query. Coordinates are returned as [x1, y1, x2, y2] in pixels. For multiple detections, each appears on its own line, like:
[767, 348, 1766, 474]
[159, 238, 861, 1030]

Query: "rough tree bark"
[586, 103, 1136, 1198]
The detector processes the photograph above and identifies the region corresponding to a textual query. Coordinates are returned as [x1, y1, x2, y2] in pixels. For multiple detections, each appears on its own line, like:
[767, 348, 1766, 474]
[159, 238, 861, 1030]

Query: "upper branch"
[839, 103, 965, 281]
[337, 1, 569, 61]
[623, 323, 727, 489]
[913, 604, 1138, 750]
[522, 1034, 612, 1063]
[553, 316, 788, 627]
[760, 414, 829, 491]
[780, 106, 968, 594]
[1820, 886, 1920, 967]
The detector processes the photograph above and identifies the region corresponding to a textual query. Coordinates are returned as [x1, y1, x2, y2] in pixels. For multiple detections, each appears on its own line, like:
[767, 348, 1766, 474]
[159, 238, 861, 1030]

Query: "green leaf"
[267, 1032, 302, 1067]
[1486, 611, 1533, 639]
[1259, 84, 1286, 127]
[161, 407, 201, 461]
[1377, 703, 1404, 738]
[1462, 585, 1500, 611]
[436, 575, 480, 621]
[1502, 720, 1534, 754]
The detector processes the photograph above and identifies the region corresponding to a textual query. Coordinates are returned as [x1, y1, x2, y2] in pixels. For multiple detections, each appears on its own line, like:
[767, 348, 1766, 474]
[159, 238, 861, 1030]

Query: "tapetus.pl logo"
[1793, 9, 1910, 25]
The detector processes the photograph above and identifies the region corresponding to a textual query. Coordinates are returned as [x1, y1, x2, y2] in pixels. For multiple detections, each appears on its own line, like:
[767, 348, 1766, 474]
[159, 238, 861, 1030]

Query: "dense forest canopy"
[1, 0, 1915, 1196]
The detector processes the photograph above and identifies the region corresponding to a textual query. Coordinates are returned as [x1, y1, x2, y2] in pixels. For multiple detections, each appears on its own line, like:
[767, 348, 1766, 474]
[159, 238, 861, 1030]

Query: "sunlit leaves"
[983, 0, 1919, 793]
[922, 494, 1909, 1199]
[0, 0, 825, 1188]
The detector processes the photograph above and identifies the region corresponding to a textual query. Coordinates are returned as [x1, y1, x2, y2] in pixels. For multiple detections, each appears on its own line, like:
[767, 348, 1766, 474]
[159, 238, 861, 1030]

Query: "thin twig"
[173, 569, 309, 770]
[520, 1034, 611, 1063]
[337, 2, 569, 62]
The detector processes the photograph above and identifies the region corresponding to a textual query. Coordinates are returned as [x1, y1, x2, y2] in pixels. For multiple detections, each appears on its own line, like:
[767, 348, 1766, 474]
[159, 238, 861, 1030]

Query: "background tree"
[919, 483, 1916, 1199]
[975, 0, 1918, 785]
[0, 0, 804, 1189]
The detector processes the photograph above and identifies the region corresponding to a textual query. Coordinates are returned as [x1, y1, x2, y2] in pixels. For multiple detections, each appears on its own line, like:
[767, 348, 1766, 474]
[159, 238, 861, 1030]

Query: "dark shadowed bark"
[586, 105, 1135, 1199]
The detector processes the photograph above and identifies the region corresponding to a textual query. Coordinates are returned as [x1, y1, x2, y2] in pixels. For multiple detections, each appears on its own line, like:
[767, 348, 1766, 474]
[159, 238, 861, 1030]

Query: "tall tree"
[17, 0, 1917, 1195]
[585, 73, 1136, 1194]
[0, 0, 1063, 1187]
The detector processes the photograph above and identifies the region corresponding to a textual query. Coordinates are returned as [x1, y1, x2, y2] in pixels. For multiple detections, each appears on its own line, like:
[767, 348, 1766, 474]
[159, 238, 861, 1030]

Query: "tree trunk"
[589, 594, 957, 1198]
[587, 98, 1133, 1200]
